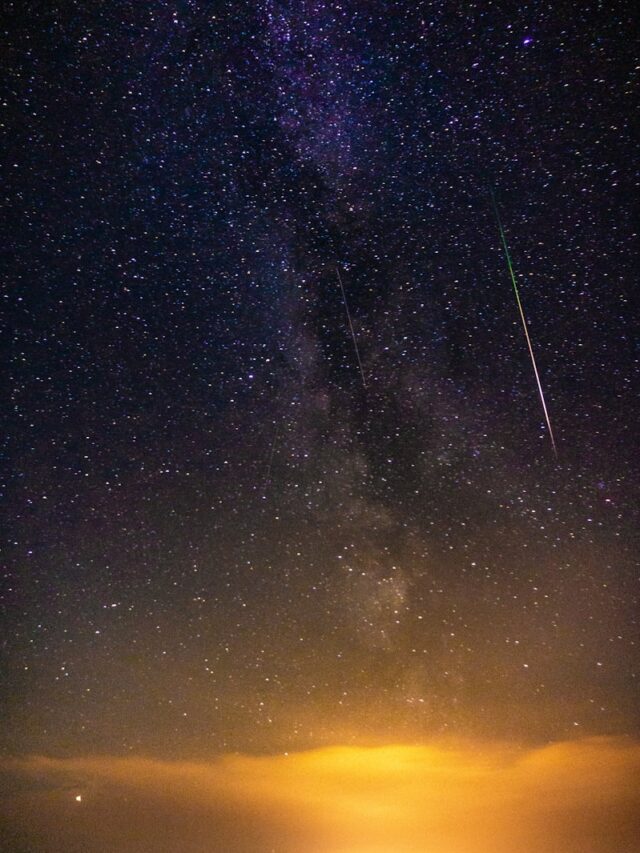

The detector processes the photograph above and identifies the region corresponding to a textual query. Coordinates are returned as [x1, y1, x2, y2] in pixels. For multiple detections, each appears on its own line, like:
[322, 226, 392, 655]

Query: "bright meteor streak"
[491, 193, 558, 458]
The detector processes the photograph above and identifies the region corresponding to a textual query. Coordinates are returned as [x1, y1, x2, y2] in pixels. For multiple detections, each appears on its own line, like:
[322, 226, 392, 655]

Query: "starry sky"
[3, 0, 639, 779]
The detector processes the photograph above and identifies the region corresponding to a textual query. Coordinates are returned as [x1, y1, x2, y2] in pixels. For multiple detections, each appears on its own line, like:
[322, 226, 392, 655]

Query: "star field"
[2, 0, 638, 765]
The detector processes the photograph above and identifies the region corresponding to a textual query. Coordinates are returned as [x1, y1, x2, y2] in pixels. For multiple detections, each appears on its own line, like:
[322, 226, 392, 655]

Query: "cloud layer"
[2, 737, 639, 852]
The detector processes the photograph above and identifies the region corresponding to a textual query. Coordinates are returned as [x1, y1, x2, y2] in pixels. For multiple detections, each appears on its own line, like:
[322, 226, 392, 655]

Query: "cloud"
[1, 737, 639, 852]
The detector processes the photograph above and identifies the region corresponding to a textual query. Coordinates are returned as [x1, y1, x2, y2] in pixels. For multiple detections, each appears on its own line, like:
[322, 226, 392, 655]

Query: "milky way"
[3, 0, 638, 775]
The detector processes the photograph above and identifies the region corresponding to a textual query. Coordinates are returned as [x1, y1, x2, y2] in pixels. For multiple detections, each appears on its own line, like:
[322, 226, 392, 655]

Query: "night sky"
[2, 1, 639, 849]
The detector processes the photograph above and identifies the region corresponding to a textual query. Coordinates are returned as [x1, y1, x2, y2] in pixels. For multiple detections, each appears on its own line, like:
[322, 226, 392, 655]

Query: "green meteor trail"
[491, 193, 558, 458]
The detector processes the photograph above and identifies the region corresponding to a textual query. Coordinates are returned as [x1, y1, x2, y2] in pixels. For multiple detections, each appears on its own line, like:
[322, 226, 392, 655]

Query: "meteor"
[262, 422, 281, 497]
[336, 266, 367, 390]
[491, 193, 558, 458]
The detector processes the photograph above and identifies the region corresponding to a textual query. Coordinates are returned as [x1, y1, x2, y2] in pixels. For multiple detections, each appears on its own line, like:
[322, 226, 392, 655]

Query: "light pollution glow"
[1, 737, 639, 852]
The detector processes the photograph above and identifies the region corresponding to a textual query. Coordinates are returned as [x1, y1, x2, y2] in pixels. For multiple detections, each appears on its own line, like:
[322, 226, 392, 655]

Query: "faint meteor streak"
[491, 193, 558, 458]
[336, 266, 367, 390]
[262, 422, 281, 497]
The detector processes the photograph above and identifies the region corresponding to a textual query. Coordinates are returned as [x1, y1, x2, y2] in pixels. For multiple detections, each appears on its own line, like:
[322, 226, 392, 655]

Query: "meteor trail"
[262, 422, 281, 497]
[491, 193, 558, 458]
[336, 265, 367, 390]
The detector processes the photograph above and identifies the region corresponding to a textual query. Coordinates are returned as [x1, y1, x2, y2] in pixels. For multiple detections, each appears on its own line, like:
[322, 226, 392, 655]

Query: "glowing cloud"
[2, 737, 639, 852]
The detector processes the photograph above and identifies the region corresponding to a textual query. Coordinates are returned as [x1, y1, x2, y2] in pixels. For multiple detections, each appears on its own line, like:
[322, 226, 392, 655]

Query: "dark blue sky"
[2, 0, 638, 759]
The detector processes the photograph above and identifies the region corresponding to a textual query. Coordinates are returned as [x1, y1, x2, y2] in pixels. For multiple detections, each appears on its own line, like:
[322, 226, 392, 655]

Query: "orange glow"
[2, 738, 639, 852]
